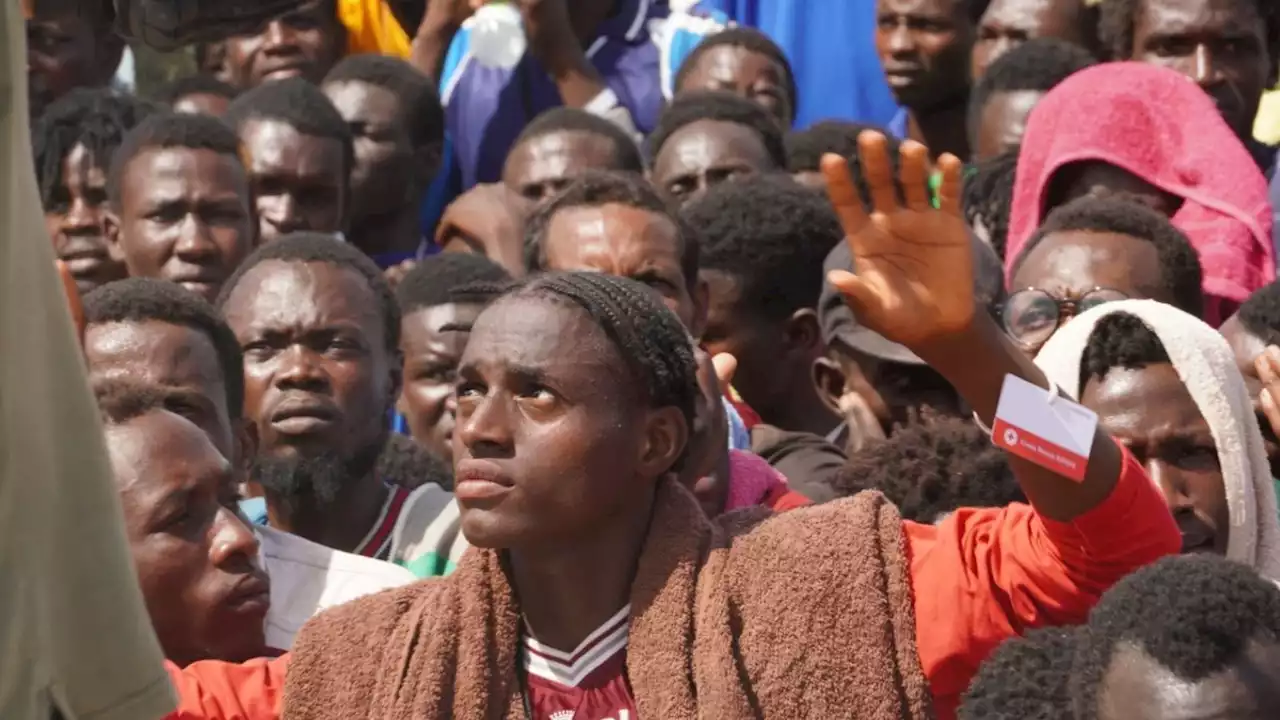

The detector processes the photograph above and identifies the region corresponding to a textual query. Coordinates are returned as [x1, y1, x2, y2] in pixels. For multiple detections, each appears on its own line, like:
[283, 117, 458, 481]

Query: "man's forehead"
[86, 322, 221, 378]
[227, 260, 382, 330]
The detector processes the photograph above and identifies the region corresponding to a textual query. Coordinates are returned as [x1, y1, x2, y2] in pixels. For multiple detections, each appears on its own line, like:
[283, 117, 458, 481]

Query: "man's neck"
[768, 391, 843, 440]
[266, 471, 390, 555]
[349, 204, 422, 259]
[906, 94, 971, 162]
[508, 491, 653, 652]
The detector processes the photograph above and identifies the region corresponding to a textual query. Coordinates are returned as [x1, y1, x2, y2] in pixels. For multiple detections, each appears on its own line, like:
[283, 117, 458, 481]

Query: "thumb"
[711, 353, 737, 396]
[827, 269, 880, 320]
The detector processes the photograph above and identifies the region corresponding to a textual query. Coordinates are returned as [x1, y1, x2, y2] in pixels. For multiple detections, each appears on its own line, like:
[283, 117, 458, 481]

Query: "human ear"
[638, 405, 689, 479]
[812, 355, 847, 415]
[104, 211, 126, 263]
[784, 308, 823, 356]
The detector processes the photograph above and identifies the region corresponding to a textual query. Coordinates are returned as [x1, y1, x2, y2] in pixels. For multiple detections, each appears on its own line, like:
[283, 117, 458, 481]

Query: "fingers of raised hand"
[821, 152, 869, 239]
[826, 269, 881, 321]
[1256, 347, 1280, 388]
[711, 353, 737, 396]
[935, 153, 965, 217]
[857, 131, 899, 216]
[898, 140, 931, 212]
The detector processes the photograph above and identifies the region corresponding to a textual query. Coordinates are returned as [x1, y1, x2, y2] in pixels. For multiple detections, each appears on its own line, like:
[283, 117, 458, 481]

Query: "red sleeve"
[163, 655, 290, 720]
[762, 484, 812, 512]
[905, 445, 1178, 719]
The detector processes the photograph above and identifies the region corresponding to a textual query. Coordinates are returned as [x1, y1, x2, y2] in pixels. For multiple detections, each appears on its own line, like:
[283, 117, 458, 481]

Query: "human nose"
[209, 507, 260, 567]
[174, 215, 219, 261]
[62, 197, 102, 232]
[1192, 44, 1219, 87]
[275, 344, 329, 390]
[261, 19, 299, 54]
[456, 389, 513, 457]
[1148, 461, 1194, 511]
[887, 22, 914, 54]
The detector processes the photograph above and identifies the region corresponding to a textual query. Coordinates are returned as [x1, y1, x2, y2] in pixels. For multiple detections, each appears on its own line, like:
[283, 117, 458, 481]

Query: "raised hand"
[821, 132, 974, 356]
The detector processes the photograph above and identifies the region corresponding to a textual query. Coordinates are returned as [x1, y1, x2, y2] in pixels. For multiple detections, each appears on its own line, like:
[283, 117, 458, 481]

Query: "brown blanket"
[282, 480, 933, 719]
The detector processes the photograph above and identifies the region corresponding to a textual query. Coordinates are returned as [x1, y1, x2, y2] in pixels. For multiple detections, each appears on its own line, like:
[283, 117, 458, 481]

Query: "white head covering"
[1033, 299, 1280, 580]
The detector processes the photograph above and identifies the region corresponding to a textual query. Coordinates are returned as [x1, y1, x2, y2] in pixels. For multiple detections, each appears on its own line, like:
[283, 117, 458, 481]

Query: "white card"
[990, 374, 1098, 482]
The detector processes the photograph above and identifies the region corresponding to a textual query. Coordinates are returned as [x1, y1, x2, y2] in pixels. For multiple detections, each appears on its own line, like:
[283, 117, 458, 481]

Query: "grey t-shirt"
[0, 3, 175, 718]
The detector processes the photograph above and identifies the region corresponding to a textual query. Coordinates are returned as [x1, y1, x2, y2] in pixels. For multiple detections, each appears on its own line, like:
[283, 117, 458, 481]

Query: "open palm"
[822, 132, 975, 351]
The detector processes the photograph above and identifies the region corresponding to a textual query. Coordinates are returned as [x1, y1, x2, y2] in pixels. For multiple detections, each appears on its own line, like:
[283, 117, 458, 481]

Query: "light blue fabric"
[724, 396, 751, 451]
[694, 0, 902, 129]
[239, 497, 268, 526]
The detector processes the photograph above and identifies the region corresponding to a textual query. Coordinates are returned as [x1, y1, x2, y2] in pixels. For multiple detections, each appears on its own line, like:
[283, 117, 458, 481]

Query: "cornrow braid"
[493, 272, 700, 463]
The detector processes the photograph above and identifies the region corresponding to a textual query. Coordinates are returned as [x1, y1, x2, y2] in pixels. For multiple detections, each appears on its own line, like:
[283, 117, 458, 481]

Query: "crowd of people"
[11, 0, 1280, 717]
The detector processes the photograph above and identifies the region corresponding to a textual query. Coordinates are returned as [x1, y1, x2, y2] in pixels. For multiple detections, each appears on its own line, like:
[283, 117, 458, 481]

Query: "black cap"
[818, 242, 925, 365]
[819, 231, 1005, 364]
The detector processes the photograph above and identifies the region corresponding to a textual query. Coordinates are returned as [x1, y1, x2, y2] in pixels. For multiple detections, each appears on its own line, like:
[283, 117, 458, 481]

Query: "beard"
[251, 432, 387, 514]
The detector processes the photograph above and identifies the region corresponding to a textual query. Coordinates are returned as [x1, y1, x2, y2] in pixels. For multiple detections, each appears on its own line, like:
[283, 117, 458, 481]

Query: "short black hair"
[84, 278, 246, 419]
[513, 107, 644, 173]
[1080, 312, 1170, 394]
[784, 123, 933, 219]
[683, 173, 839, 321]
[673, 27, 798, 124]
[962, 146, 1018, 260]
[216, 232, 400, 353]
[224, 77, 355, 175]
[1100, 0, 1280, 82]
[784, 121, 885, 174]
[33, 88, 159, 210]
[478, 272, 700, 463]
[1071, 555, 1280, 718]
[106, 111, 246, 210]
[323, 54, 445, 152]
[832, 413, 1025, 523]
[94, 377, 210, 431]
[155, 74, 238, 107]
[524, 170, 701, 288]
[395, 252, 512, 315]
[959, 627, 1078, 720]
[647, 90, 787, 169]
[1236, 280, 1280, 347]
[967, 38, 1097, 148]
[376, 434, 453, 491]
[1011, 195, 1205, 318]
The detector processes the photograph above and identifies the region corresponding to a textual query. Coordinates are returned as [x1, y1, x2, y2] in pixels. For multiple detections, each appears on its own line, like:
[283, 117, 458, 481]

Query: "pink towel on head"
[724, 449, 791, 512]
[1004, 61, 1274, 326]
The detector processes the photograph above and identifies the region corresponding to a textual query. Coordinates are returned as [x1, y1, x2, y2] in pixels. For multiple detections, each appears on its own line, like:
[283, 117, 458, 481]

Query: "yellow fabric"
[1256, 90, 1280, 146]
[338, 0, 413, 58]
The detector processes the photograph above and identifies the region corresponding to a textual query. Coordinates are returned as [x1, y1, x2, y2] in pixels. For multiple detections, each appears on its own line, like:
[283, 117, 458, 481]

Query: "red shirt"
[165, 445, 1176, 720]
[523, 606, 636, 720]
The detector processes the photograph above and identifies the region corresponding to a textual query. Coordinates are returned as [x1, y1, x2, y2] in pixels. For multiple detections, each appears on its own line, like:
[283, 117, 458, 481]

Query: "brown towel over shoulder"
[283, 480, 933, 719]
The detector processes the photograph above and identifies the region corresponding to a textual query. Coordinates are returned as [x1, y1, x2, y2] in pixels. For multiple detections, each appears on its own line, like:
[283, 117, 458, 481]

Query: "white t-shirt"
[256, 526, 415, 649]
[0, 3, 175, 719]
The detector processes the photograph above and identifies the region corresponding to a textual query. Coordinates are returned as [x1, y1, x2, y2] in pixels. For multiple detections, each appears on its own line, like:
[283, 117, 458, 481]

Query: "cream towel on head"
[1032, 299, 1280, 580]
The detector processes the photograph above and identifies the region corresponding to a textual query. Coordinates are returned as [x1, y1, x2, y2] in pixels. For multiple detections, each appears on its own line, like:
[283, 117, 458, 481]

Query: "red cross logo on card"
[989, 375, 1097, 483]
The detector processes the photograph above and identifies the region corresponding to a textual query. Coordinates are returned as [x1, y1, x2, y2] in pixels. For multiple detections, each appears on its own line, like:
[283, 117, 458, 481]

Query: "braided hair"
[962, 146, 1018, 260]
[475, 272, 700, 463]
[33, 88, 160, 210]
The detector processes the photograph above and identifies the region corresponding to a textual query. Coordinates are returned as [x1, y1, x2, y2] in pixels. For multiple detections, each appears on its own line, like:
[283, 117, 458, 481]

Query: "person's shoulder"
[258, 525, 415, 588]
[713, 491, 904, 568]
[294, 580, 441, 653]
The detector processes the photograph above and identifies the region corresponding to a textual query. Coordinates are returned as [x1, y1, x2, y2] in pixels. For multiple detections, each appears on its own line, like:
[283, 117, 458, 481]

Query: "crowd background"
[8, 0, 1280, 718]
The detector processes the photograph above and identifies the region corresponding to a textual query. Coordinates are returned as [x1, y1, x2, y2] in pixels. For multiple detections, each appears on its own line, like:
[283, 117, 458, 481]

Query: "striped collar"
[523, 605, 630, 687]
[352, 485, 411, 561]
